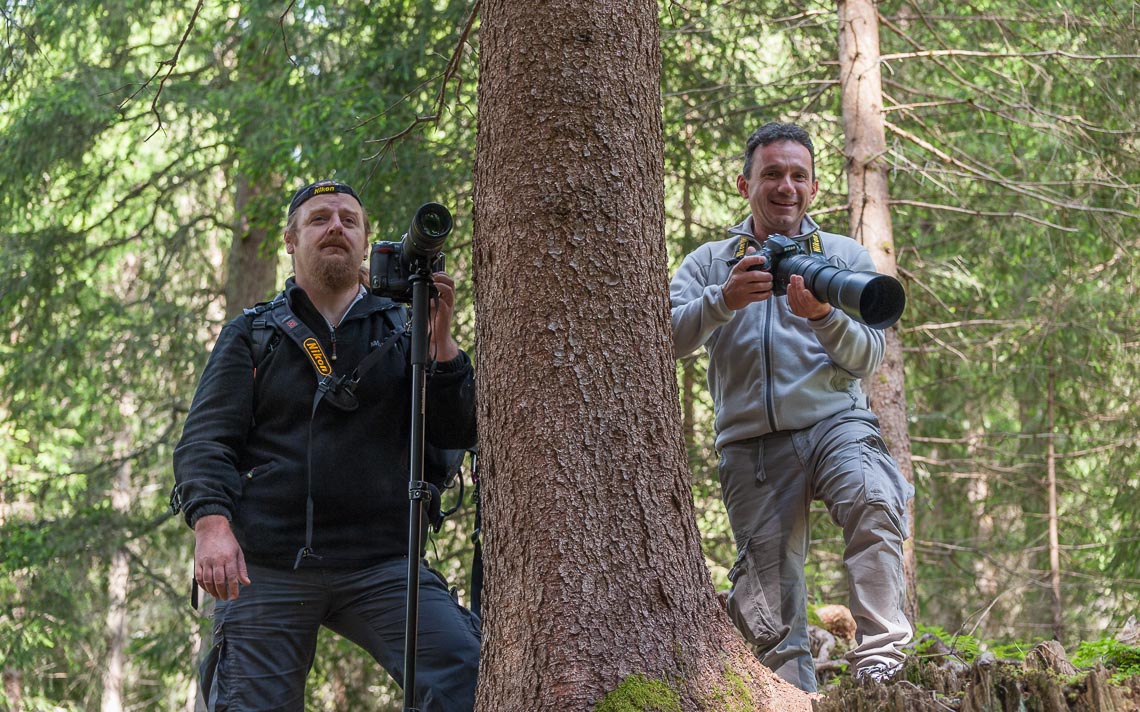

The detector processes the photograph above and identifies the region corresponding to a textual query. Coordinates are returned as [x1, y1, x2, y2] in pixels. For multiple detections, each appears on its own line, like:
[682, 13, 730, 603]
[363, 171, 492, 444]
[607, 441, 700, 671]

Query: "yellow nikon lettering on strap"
[734, 235, 750, 260]
[302, 338, 332, 376]
[313, 185, 336, 196]
[807, 230, 825, 256]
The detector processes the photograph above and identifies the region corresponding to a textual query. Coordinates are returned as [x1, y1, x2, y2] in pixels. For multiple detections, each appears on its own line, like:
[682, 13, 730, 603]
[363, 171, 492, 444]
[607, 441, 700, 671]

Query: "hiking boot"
[855, 660, 904, 684]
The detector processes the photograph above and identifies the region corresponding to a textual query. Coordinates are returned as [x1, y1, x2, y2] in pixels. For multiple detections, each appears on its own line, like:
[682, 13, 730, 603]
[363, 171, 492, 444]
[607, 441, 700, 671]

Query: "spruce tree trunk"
[1046, 365, 1064, 641]
[837, 0, 919, 621]
[224, 174, 278, 318]
[472, 0, 808, 709]
[101, 413, 134, 712]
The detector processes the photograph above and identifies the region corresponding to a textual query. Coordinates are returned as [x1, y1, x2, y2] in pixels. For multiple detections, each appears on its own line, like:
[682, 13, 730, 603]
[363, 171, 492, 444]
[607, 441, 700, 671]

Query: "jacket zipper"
[762, 300, 777, 431]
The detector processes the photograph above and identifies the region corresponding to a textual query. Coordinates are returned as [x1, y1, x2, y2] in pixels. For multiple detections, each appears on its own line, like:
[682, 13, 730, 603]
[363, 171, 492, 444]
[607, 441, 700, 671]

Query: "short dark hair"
[742, 122, 815, 180]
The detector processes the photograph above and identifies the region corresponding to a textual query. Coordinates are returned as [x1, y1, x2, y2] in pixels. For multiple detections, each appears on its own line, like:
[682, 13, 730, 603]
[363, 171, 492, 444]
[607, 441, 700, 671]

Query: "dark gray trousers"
[718, 409, 913, 692]
[199, 558, 480, 711]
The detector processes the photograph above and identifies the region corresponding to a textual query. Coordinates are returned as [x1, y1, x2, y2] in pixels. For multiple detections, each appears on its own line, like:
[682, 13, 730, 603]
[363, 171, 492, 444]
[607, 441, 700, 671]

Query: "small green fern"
[1072, 638, 1140, 685]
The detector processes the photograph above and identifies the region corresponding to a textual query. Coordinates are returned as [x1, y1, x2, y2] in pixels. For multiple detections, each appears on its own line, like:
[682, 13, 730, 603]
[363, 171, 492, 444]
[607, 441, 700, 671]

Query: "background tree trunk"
[837, 0, 918, 622]
[472, 0, 808, 709]
[100, 404, 134, 712]
[1046, 364, 1063, 642]
[223, 174, 279, 318]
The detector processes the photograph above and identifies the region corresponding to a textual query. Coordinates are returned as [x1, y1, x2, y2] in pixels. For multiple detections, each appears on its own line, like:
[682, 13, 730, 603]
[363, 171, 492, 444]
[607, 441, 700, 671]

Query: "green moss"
[704, 669, 754, 712]
[594, 665, 757, 711]
[594, 674, 682, 712]
[806, 606, 823, 628]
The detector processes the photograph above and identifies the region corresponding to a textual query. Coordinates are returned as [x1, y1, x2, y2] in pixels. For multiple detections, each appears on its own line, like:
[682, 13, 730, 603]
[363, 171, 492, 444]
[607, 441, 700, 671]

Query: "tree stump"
[812, 654, 1140, 712]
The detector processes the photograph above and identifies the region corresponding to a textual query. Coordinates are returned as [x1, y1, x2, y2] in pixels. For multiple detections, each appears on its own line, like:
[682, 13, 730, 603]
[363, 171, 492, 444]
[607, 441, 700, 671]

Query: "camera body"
[750, 233, 906, 329]
[369, 242, 446, 303]
[369, 203, 452, 302]
[750, 234, 802, 297]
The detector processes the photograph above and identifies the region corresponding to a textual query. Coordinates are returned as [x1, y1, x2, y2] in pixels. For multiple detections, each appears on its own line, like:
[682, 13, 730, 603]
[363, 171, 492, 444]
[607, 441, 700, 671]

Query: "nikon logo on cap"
[288, 180, 362, 217]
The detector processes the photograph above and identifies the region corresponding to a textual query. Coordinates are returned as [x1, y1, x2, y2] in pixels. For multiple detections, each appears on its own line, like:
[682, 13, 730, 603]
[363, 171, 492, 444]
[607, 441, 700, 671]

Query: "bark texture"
[837, 0, 918, 621]
[472, 1, 808, 709]
[223, 174, 278, 318]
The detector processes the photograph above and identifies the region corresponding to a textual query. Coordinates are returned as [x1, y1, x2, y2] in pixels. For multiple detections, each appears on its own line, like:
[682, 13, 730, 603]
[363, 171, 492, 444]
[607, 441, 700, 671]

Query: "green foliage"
[1, 0, 1138, 708]
[912, 623, 983, 663]
[595, 674, 682, 712]
[1072, 638, 1140, 685]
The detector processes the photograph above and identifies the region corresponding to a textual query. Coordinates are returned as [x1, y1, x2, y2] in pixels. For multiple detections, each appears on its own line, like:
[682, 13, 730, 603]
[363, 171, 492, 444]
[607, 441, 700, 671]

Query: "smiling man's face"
[737, 139, 819, 238]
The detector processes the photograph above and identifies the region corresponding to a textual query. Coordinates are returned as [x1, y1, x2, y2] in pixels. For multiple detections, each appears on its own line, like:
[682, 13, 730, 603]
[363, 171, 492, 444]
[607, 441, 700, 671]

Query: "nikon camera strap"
[260, 297, 408, 568]
[804, 229, 825, 257]
[731, 228, 825, 263]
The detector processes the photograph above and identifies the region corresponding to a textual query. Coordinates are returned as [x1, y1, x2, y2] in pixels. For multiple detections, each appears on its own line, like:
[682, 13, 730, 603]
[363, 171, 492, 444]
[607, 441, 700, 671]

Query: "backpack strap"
[244, 293, 288, 380]
[246, 293, 410, 568]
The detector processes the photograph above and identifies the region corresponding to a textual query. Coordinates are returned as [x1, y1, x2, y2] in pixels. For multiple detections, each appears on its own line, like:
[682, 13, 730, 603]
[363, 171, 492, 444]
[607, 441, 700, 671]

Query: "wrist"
[432, 337, 460, 362]
[809, 306, 833, 321]
[194, 513, 232, 533]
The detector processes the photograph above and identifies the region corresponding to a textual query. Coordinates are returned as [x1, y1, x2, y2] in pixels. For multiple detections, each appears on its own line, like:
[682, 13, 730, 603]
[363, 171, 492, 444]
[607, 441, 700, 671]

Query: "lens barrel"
[403, 202, 452, 265]
[776, 254, 906, 329]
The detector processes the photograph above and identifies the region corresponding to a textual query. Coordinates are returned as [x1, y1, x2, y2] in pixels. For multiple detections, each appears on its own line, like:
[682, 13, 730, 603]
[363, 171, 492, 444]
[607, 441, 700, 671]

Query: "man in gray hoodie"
[670, 122, 913, 691]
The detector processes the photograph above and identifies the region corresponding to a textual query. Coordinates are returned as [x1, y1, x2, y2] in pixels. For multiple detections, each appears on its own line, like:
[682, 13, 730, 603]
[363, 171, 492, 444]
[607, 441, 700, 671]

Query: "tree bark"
[472, 1, 808, 709]
[101, 409, 134, 712]
[1046, 365, 1063, 642]
[837, 0, 918, 622]
[2, 669, 21, 712]
[223, 174, 279, 318]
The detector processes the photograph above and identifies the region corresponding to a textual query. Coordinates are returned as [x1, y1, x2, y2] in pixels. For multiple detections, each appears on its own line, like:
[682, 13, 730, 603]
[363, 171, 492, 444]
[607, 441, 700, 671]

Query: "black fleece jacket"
[172, 279, 476, 568]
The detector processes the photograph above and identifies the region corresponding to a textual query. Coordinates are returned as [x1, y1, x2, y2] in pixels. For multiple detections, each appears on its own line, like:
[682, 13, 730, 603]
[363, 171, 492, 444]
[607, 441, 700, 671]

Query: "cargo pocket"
[859, 434, 913, 539]
[724, 539, 789, 648]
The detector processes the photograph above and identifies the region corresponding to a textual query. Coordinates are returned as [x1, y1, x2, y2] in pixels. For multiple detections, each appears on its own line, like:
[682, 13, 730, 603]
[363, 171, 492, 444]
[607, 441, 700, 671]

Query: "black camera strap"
[262, 299, 408, 568]
[728, 228, 826, 270]
[269, 303, 409, 410]
[732, 234, 751, 261]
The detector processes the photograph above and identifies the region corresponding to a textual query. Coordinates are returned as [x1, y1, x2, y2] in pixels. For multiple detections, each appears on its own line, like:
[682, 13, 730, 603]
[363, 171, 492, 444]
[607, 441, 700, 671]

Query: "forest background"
[1, 0, 1137, 710]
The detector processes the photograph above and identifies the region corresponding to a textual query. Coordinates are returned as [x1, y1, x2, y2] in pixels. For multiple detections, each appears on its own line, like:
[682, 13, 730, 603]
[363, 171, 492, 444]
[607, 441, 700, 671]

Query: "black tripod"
[402, 268, 436, 712]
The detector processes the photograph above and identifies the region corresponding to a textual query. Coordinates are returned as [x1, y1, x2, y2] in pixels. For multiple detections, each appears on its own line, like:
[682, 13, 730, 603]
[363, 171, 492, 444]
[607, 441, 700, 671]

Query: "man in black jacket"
[172, 180, 479, 711]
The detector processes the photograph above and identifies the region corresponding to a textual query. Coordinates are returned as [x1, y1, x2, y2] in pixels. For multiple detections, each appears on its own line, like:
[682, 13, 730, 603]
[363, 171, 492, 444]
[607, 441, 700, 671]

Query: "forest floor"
[806, 607, 1140, 711]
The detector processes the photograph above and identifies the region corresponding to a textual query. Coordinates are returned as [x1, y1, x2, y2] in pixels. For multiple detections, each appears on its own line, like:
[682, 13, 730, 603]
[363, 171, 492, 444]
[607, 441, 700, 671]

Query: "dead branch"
[119, 0, 206, 141]
[361, 0, 481, 164]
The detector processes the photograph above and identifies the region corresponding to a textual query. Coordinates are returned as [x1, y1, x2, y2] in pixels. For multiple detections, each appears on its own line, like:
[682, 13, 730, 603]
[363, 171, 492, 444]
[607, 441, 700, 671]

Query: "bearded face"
[285, 193, 370, 293]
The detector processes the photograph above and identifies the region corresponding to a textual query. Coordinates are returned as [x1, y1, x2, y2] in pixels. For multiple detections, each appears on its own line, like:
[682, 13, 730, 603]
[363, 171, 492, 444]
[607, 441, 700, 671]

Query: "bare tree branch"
[361, 0, 481, 164]
[886, 121, 1140, 220]
[118, 0, 206, 141]
[276, 0, 300, 66]
[883, 48, 1140, 62]
[887, 199, 1081, 230]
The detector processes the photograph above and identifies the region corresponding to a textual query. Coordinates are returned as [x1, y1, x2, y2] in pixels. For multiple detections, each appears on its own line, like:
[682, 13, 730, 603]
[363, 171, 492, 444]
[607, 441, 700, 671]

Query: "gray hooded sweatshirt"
[670, 215, 886, 448]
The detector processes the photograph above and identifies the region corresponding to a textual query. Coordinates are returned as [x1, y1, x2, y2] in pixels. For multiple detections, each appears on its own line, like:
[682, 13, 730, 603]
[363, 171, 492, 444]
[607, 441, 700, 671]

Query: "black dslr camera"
[369, 203, 452, 302]
[751, 234, 906, 329]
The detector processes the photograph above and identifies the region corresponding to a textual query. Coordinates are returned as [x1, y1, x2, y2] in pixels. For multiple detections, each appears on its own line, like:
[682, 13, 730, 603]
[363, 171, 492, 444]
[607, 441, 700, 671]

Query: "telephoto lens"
[755, 234, 906, 329]
[777, 253, 906, 329]
[403, 203, 452, 265]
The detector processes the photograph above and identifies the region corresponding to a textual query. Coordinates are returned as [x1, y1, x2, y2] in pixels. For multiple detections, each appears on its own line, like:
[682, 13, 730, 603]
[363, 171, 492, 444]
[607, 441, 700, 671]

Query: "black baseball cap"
[287, 180, 363, 217]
